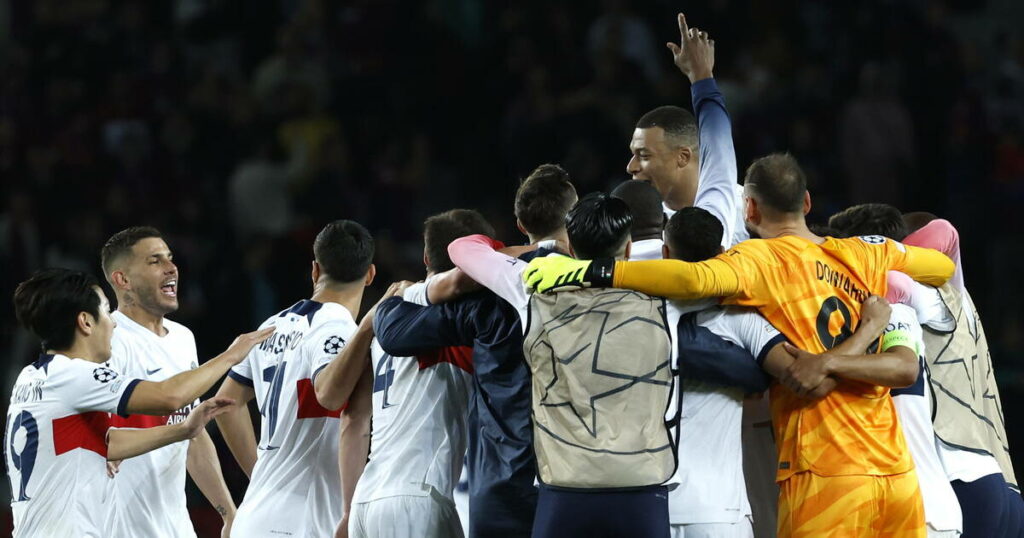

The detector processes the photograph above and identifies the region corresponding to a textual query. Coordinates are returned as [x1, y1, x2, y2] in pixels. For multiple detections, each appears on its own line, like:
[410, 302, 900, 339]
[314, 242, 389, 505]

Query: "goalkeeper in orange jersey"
[524, 153, 955, 538]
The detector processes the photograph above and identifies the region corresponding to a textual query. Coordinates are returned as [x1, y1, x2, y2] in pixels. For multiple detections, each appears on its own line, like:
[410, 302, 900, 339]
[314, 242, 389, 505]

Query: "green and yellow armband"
[881, 329, 913, 352]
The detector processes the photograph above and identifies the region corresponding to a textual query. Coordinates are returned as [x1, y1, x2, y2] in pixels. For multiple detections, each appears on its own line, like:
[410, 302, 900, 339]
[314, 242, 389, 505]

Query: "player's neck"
[758, 219, 823, 244]
[117, 302, 167, 337]
[311, 286, 363, 321]
[528, 229, 569, 246]
[49, 342, 104, 364]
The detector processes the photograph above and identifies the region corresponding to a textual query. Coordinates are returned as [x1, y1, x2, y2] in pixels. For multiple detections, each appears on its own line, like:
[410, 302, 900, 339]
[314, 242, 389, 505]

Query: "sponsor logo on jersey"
[166, 401, 198, 425]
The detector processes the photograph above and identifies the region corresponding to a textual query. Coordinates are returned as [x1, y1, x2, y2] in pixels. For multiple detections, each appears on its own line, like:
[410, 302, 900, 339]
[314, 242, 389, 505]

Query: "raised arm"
[667, 13, 738, 247]
[124, 327, 273, 415]
[448, 235, 530, 313]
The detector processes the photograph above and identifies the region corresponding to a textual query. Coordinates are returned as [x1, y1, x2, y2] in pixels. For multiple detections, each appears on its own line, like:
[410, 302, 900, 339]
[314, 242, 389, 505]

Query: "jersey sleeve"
[448, 235, 530, 317]
[875, 237, 954, 287]
[677, 309, 773, 393]
[612, 256, 743, 301]
[57, 360, 142, 417]
[691, 78, 739, 249]
[703, 307, 788, 366]
[228, 352, 255, 388]
[373, 297, 469, 356]
[309, 320, 355, 380]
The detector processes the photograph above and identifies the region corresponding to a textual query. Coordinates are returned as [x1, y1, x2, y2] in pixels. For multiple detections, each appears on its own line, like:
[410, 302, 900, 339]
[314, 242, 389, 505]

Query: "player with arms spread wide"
[525, 60, 955, 537]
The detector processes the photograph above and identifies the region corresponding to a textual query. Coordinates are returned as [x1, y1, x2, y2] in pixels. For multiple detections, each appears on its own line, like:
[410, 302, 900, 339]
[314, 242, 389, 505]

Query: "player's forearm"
[612, 258, 740, 300]
[131, 355, 237, 414]
[186, 429, 236, 519]
[107, 423, 190, 461]
[214, 403, 258, 478]
[314, 324, 373, 410]
[823, 346, 919, 388]
[448, 235, 527, 308]
[425, 268, 479, 305]
[339, 373, 372, 518]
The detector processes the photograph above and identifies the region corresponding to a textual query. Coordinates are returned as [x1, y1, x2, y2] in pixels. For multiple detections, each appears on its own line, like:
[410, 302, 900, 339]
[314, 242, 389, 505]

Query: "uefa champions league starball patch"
[93, 367, 119, 383]
[323, 335, 345, 354]
[858, 235, 887, 244]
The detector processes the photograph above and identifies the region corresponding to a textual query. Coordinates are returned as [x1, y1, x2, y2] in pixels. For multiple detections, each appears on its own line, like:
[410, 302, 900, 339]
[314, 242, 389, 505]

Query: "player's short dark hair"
[611, 180, 664, 241]
[828, 203, 908, 241]
[313, 220, 374, 284]
[514, 164, 577, 238]
[423, 209, 496, 273]
[636, 106, 698, 148]
[744, 153, 808, 214]
[903, 211, 938, 235]
[664, 207, 723, 262]
[808, 223, 847, 238]
[566, 192, 633, 260]
[101, 226, 164, 278]
[14, 268, 102, 351]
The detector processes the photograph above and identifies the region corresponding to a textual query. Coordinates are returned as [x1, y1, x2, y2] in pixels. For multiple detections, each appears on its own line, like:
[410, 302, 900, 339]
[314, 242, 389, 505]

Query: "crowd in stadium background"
[2, 0, 1024, 533]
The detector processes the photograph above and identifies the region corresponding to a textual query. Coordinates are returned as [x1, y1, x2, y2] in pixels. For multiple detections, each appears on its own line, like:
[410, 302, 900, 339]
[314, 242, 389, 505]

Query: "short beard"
[128, 289, 178, 317]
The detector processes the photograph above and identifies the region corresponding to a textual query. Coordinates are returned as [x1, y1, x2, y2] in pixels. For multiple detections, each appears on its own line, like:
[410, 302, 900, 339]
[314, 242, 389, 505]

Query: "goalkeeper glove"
[522, 255, 615, 293]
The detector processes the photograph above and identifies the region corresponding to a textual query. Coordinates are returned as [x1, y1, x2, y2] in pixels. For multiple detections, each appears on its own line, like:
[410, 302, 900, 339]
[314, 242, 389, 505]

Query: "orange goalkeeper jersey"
[612, 234, 954, 481]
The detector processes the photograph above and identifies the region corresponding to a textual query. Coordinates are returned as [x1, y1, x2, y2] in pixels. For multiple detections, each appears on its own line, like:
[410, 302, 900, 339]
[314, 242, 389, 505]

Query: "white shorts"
[349, 492, 464, 538]
[670, 519, 754, 538]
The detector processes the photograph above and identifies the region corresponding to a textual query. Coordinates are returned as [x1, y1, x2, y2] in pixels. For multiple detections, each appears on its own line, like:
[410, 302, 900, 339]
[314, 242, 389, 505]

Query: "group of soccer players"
[5, 10, 1023, 538]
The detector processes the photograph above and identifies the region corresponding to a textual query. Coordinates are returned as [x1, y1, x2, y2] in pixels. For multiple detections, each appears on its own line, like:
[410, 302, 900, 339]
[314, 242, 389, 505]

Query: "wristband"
[587, 258, 616, 287]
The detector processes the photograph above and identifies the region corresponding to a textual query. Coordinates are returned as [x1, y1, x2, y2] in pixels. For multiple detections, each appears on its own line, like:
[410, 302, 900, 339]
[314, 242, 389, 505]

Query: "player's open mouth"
[160, 280, 177, 297]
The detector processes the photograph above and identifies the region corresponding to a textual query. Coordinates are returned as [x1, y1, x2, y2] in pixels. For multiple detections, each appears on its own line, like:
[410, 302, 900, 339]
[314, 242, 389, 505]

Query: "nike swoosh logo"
[146, 368, 163, 375]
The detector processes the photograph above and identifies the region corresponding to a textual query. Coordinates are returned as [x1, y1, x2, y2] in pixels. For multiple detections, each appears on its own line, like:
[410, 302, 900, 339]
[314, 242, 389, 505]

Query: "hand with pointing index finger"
[666, 13, 715, 84]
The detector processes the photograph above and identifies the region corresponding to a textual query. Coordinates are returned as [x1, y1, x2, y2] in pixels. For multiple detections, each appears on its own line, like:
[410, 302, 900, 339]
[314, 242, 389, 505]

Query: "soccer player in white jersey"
[343, 210, 498, 538]
[100, 226, 238, 537]
[5, 268, 272, 537]
[214, 220, 379, 538]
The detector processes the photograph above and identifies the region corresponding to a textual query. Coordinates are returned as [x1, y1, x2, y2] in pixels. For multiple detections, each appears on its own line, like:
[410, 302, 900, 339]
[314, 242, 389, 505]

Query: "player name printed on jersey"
[105, 311, 201, 538]
[229, 300, 357, 538]
[5, 354, 140, 538]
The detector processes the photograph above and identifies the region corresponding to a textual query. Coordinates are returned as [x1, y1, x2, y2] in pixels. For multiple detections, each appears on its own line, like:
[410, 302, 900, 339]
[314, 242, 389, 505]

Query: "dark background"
[2, 0, 1024, 534]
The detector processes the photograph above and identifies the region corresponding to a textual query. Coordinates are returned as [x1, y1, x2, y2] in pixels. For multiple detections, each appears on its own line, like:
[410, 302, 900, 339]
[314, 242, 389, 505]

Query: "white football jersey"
[887, 304, 963, 533]
[105, 311, 199, 538]
[5, 354, 140, 537]
[229, 299, 357, 538]
[666, 303, 784, 525]
[350, 339, 473, 505]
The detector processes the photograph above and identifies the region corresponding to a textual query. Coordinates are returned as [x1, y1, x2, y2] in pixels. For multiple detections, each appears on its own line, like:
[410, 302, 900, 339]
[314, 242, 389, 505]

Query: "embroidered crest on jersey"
[323, 335, 345, 354]
[92, 367, 118, 383]
[858, 235, 886, 245]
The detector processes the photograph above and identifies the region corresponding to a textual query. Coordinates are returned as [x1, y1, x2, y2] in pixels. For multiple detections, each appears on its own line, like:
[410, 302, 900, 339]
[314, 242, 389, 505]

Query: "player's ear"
[661, 243, 670, 260]
[364, 264, 376, 287]
[78, 311, 94, 336]
[803, 191, 811, 215]
[110, 270, 129, 291]
[422, 249, 430, 272]
[516, 219, 528, 238]
[311, 260, 320, 285]
[745, 196, 759, 225]
[676, 145, 692, 169]
[623, 239, 632, 260]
